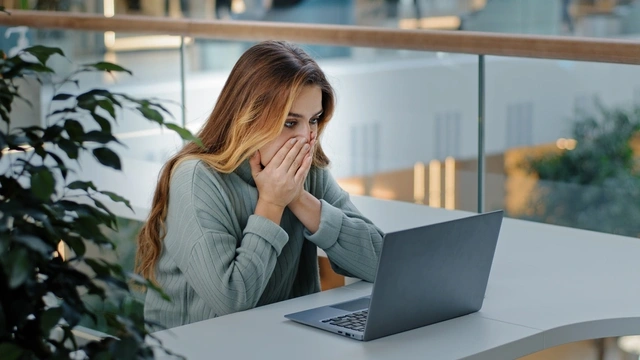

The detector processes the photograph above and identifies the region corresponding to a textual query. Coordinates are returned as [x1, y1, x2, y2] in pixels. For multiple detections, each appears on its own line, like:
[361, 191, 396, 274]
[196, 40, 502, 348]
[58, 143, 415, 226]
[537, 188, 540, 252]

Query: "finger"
[269, 138, 299, 169]
[249, 151, 262, 178]
[294, 153, 313, 183]
[280, 138, 307, 170]
[288, 142, 310, 174]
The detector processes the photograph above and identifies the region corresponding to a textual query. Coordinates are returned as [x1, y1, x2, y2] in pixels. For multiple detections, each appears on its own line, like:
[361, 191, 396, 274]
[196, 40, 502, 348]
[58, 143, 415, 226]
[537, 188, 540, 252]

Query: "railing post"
[477, 54, 485, 213]
[180, 35, 187, 134]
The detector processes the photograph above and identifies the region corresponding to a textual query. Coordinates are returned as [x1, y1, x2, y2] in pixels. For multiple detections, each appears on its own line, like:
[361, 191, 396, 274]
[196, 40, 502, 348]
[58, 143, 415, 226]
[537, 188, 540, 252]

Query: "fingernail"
[303, 144, 310, 150]
[290, 138, 297, 144]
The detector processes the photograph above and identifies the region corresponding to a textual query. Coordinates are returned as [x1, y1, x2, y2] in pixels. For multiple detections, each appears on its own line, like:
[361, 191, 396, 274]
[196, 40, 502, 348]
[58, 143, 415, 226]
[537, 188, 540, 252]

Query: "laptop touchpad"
[331, 297, 370, 312]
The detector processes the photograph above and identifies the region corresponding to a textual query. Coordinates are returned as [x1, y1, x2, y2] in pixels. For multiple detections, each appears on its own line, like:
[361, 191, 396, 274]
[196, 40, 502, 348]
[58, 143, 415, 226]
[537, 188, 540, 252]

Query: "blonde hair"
[135, 41, 336, 282]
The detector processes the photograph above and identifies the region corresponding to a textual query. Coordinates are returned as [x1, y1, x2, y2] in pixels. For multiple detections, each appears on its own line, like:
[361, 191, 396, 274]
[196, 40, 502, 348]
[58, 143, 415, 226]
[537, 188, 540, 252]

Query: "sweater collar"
[234, 159, 256, 186]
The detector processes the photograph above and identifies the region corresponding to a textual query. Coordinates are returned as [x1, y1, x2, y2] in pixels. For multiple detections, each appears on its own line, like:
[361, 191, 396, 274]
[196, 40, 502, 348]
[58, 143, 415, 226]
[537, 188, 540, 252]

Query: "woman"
[136, 40, 384, 329]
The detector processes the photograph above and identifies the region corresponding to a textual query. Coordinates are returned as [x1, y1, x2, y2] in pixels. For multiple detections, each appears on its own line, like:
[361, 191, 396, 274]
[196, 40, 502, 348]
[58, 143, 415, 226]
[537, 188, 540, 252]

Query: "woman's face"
[259, 85, 323, 166]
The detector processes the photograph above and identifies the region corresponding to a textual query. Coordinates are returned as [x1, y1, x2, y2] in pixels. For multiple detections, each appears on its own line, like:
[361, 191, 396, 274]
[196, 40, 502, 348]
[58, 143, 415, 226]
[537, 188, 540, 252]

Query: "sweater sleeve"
[163, 160, 288, 316]
[303, 168, 384, 282]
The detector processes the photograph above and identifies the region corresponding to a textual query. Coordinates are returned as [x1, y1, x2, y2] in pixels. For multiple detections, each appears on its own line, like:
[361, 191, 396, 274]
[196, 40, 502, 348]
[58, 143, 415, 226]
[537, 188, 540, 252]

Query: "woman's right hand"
[250, 137, 312, 209]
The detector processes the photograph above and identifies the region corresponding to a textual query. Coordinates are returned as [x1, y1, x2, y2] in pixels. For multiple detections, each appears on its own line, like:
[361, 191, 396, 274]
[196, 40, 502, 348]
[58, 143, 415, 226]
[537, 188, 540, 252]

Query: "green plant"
[521, 101, 640, 237]
[0, 44, 199, 358]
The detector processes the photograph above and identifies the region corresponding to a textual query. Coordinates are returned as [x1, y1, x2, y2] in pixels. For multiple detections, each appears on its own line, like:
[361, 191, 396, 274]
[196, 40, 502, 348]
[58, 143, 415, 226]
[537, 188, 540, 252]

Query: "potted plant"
[0, 43, 198, 358]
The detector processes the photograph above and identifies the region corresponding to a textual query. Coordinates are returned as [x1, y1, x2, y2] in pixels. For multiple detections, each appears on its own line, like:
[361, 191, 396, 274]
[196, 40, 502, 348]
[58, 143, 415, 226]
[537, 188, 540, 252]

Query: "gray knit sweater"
[144, 159, 384, 329]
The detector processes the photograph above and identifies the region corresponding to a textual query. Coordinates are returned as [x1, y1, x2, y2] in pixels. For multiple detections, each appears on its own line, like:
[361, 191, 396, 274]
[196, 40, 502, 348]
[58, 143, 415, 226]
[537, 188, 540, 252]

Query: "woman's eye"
[310, 118, 320, 125]
[284, 120, 297, 128]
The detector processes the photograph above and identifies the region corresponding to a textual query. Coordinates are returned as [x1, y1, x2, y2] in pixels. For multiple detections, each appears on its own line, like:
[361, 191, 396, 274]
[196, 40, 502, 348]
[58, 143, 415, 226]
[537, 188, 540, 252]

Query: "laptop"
[285, 210, 504, 341]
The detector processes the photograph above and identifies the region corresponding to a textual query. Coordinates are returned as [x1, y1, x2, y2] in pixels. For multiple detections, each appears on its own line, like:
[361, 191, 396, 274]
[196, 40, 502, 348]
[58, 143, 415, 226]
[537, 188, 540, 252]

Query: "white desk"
[151, 196, 640, 359]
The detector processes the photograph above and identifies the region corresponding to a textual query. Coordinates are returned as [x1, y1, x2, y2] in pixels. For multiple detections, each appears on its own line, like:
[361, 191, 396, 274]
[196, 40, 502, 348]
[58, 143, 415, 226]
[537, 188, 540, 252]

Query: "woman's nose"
[296, 124, 312, 142]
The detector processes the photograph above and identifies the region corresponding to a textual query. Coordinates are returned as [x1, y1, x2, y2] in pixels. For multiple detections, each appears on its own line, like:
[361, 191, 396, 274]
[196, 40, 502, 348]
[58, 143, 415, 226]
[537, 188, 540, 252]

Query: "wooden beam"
[0, 10, 639, 64]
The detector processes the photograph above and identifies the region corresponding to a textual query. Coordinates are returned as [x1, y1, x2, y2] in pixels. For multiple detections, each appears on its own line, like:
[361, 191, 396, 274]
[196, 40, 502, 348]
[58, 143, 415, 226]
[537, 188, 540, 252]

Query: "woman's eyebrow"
[287, 110, 324, 118]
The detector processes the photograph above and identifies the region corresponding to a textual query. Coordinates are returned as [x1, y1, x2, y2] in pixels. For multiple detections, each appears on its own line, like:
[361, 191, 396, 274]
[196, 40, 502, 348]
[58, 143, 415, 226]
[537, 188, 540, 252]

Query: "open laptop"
[285, 210, 504, 341]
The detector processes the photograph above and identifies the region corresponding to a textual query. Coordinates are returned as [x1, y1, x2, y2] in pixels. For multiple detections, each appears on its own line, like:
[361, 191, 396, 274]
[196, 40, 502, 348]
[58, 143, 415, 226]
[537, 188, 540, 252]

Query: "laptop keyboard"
[321, 310, 368, 332]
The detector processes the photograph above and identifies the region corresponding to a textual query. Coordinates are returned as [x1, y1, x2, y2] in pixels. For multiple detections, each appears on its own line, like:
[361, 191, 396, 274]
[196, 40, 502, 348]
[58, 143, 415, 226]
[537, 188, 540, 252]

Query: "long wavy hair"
[135, 41, 336, 282]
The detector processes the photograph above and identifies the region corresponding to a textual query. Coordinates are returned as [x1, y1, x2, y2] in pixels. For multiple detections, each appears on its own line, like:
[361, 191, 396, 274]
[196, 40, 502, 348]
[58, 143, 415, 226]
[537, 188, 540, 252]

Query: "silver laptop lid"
[363, 210, 503, 341]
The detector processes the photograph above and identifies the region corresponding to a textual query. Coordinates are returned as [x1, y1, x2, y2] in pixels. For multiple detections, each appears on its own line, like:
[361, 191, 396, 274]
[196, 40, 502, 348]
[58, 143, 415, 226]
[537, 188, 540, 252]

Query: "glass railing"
[487, 56, 640, 238]
[4, 10, 640, 233]
[2, 10, 640, 356]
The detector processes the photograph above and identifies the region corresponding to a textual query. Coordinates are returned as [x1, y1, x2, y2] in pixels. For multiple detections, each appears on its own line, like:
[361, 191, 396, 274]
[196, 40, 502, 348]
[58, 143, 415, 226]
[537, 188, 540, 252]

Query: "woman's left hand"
[286, 135, 321, 233]
[290, 136, 316, 205]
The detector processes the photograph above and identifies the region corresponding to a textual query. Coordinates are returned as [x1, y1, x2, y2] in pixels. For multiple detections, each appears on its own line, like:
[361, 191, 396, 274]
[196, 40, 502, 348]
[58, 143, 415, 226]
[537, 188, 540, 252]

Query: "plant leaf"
[61, 235, 85, 258]
[128, 272, 171, 302]
[42, 125, 64, 142]
[0, 343, 26, 360]
[67, 180, 97, 192]
[83, 130, 119, 145]
[85, 258, 110, 277]
[41, 306, 63, 334]
[12, 234, 53, 257]
[57, 138, 79, 159]
[91, 113, 112, 132]
[137, 105, 164, 124]
[110, 335, 138, 360]
[31, 168, 56, 202]
[23, 63, 54, 73]
[34, 144, 46, 159]
[84, 62, 132, 75]
[97, 275, 129, 292]
[97, 99, 116, 119]
[164, 123, 203, 147]
[92, 147, 121, 170]
[92, 198, 116, 222]
[77, 96, 97, 112]
[99, 191, 132, 211]
[49, 107, 77, 117]
[22, 45, 64, 65]
[8, 248, 30, 288]
[0, 103, 10, 124]
[64, 119, 84, 140]
[52, 93, 74, 101]
[61, 303, 83, 329]
[46, 151, 69, 179]
[0, 234, 9, 257]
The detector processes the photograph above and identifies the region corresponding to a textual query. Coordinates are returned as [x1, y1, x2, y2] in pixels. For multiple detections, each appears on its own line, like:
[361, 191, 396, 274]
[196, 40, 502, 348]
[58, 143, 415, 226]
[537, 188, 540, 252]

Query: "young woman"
[136, 40, 384, 329]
